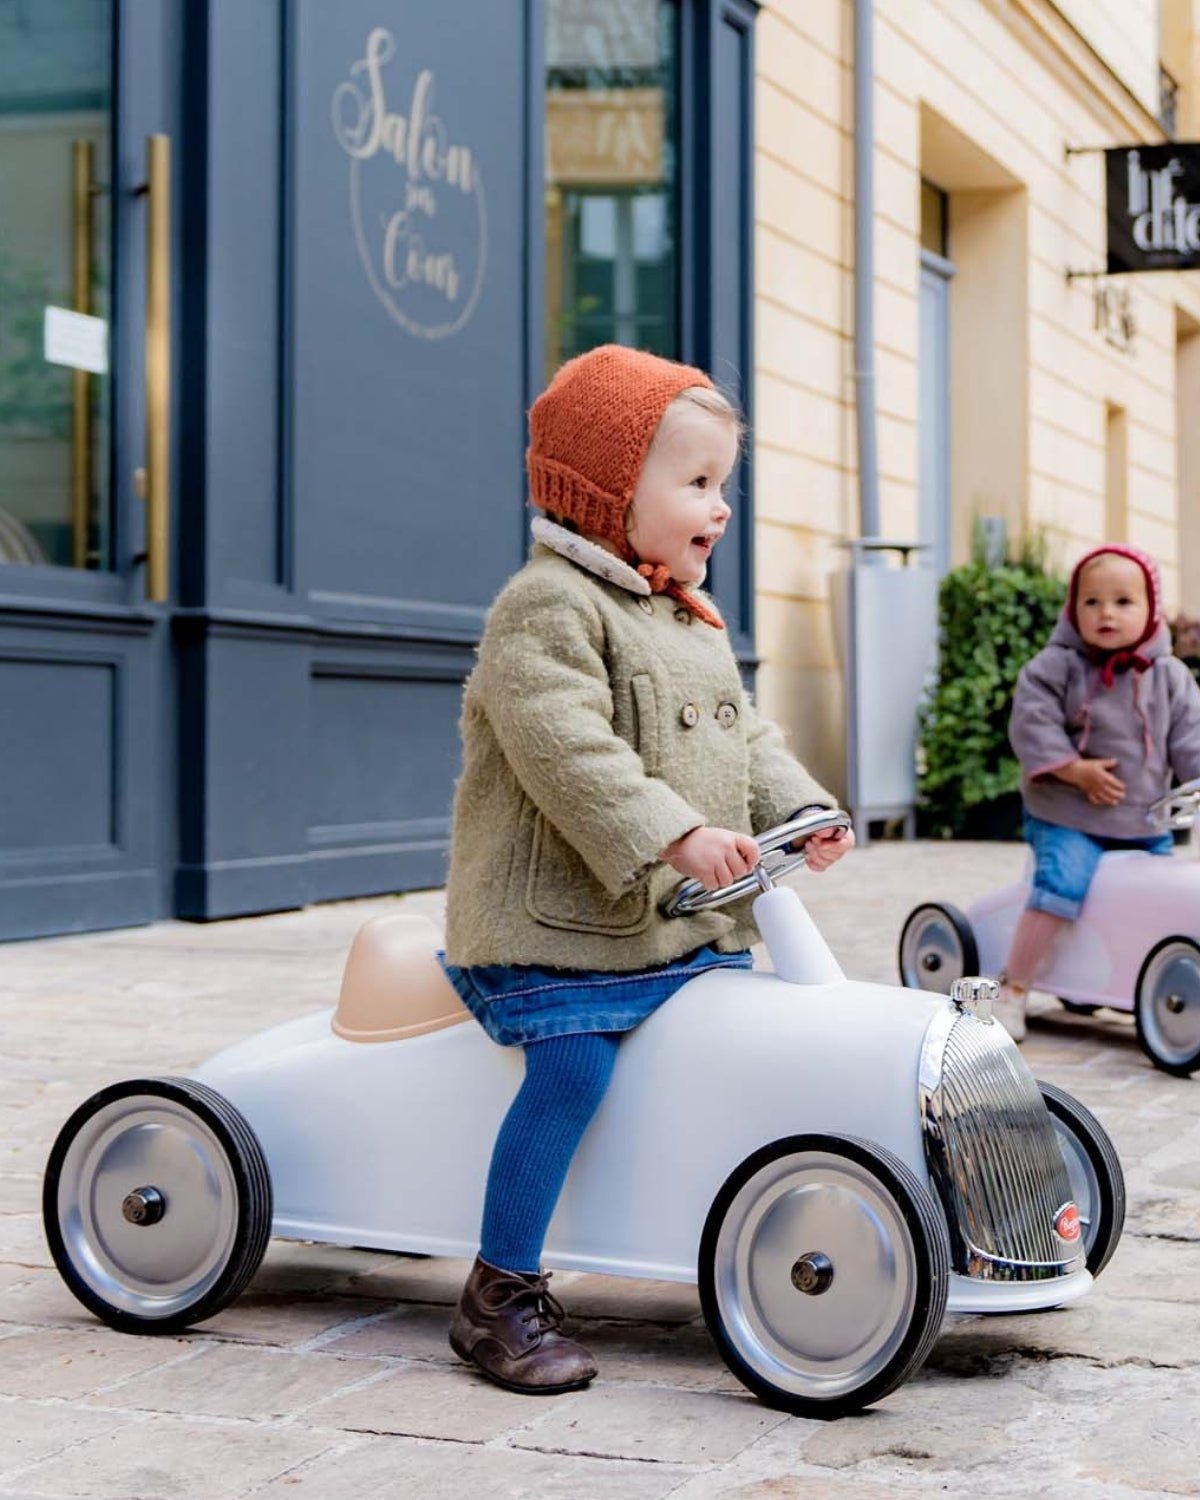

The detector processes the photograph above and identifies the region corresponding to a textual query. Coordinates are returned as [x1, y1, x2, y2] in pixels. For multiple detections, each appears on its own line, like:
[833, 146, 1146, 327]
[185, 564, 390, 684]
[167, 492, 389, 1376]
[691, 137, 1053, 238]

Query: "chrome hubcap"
[1050, 1120, 1099, 1258]
[1140, 943, 1200, 1068]
[55, 1095, 239, 1320]
[901, 909, 964, 993]
[714, 1151, 918, 1399]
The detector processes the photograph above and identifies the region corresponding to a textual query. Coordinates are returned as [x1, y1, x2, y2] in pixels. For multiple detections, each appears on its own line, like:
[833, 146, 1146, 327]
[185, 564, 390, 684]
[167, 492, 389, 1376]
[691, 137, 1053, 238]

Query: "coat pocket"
[526, 812, 651, 935]
[630, 672, 661, 777]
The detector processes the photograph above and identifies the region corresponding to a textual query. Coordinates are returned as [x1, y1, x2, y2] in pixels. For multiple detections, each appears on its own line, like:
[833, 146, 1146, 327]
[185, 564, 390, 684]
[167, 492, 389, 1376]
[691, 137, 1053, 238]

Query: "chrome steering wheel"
[662, 808, 853, 918]
[1148, 777, 1200, 831]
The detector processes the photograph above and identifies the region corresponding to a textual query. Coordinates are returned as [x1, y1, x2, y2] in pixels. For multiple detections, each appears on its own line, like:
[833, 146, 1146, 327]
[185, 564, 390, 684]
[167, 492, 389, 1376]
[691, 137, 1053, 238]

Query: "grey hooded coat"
[1009, 616, 1200, 839]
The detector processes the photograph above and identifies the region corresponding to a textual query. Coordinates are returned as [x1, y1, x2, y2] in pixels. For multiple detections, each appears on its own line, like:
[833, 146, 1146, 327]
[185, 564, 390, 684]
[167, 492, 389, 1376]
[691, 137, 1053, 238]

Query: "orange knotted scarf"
[636, 562, 725, 630]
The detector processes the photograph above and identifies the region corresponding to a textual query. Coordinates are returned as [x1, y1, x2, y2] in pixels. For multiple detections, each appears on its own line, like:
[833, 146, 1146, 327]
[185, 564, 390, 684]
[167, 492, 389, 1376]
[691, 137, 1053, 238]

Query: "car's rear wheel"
[699, 1134, 950, 1419]
[1135, 936, 1200, 1076]
[1037, 1081, 1124, 1278]
[43, 1077, 272, 1334]
[898, 903, 979, 993]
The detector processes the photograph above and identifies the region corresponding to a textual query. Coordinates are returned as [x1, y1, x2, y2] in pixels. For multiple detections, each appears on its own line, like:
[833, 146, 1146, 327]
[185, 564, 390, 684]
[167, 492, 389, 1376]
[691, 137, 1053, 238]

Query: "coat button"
[638, 597, 655, 614]
[674, 607, 693, 625]
[716, 701, 739, 728]
[679, 702, 700, 728]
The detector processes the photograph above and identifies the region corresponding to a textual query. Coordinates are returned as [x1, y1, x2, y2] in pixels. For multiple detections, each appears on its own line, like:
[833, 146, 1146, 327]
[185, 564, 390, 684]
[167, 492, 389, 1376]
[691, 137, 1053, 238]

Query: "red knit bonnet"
[1064, 544, 1166, 762]
[1066, 542, 1165, 714]
[1066, 543, 1161, 651]
[527, 345, 726, 627]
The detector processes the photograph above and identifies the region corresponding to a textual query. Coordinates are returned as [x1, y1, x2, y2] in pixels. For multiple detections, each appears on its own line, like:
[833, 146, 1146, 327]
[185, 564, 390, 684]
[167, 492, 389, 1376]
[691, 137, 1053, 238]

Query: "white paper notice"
[43, 306, 109, 376]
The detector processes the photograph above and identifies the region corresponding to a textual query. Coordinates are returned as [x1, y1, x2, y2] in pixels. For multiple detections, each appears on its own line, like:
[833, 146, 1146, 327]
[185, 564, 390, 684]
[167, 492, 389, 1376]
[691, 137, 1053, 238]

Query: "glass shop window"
[544, 0, 679, 378]
[0, 0, 113, 569]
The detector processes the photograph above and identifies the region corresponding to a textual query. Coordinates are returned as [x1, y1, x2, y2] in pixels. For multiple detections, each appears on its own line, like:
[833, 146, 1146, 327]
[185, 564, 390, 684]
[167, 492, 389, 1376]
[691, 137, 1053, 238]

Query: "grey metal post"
[854, 0, 879, 542]
[848, 0, 879, 838]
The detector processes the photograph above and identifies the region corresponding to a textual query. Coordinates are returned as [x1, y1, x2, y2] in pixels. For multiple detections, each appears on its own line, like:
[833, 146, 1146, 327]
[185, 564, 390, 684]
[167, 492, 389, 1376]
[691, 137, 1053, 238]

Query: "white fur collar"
[531, 515, 651, 596]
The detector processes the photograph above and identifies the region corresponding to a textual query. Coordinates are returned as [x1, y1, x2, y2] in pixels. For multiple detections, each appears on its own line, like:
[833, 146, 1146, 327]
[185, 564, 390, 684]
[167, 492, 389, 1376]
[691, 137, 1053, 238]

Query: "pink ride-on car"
[900, 778, 1200, 1077]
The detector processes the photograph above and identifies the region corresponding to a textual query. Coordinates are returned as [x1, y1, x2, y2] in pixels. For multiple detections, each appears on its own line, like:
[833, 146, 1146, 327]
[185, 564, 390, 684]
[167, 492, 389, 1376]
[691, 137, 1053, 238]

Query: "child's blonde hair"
[660, 384, 744, 445]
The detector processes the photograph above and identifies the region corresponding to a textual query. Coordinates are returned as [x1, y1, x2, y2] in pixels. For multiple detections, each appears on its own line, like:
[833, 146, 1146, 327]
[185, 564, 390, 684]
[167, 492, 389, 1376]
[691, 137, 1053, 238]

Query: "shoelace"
[480, 1271, 566, 1339]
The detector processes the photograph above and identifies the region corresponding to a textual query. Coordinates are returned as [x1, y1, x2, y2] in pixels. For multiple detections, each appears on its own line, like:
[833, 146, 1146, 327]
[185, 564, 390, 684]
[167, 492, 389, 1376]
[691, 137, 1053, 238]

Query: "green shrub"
[917, 547, 1066, 839]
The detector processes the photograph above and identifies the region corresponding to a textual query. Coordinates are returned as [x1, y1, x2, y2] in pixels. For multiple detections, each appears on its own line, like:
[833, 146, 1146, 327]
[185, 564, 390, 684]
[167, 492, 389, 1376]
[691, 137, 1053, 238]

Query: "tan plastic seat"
[331, 912, 470, 1043]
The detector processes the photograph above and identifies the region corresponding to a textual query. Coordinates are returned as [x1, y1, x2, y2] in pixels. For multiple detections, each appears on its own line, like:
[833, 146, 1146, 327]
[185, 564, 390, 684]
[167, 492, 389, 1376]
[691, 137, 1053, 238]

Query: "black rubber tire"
[43, 1076, 273, 1334]
[1037, 1081, 1125, 1278]
[698, 1133, 951, 1419]
[1134, 936, 1200, 1077]
[898, 902, 979, 991]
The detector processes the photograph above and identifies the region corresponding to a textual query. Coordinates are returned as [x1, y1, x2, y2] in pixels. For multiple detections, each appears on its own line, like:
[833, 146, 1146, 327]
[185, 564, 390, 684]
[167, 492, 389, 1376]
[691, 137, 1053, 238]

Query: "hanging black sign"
[1107, 143, 1200, 273]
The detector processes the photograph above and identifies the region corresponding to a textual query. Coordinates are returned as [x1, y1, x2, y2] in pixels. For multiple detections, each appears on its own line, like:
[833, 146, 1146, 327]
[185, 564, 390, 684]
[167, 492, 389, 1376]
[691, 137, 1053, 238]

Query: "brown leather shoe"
[449, 1255, 597, 1394]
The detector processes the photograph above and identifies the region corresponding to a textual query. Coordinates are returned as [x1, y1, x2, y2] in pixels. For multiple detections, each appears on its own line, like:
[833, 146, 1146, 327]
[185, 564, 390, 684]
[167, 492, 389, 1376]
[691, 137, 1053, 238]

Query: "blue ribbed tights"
[479, 1030, 620, 1274]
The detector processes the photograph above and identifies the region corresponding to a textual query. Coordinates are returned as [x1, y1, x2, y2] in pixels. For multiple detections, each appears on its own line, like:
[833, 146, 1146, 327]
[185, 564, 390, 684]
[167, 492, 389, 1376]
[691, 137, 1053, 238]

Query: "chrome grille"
[920, 1006, 1086, 1281]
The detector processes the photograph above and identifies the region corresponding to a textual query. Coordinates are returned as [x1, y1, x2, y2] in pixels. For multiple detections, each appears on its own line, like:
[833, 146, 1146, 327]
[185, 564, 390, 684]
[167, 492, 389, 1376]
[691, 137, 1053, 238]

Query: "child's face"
[1075, 554, 1150, 650]
[626, 403, 738, 584]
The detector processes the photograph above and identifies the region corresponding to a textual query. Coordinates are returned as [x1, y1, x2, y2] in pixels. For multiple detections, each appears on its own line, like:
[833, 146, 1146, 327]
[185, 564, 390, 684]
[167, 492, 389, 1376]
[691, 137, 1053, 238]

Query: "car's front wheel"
[43, 1077, 272, 1334]
[1037, 1080, 1124, 1277]
[699, 1134, 950, 1419]
[1135, 936, 1200, 1076]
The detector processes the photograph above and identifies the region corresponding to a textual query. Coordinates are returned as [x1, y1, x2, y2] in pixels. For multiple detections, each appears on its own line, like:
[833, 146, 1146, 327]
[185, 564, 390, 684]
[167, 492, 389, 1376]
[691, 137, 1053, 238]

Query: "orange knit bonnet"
[527, 344, 726, 628]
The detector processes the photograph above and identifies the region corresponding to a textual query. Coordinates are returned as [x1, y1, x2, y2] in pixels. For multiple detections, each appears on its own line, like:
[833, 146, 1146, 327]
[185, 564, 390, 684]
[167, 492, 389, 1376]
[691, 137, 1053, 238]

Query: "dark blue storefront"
[0, 0, 757, 941]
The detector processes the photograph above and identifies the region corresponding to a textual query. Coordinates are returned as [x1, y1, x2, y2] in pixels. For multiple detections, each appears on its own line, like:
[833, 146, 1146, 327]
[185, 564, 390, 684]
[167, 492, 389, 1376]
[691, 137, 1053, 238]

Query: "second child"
[1000, 544, 1200, 1039]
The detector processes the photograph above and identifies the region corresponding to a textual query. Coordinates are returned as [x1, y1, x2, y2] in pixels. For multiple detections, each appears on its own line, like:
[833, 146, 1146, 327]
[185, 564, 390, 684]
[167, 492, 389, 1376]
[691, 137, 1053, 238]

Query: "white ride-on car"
[43, 811, 1124, 1419]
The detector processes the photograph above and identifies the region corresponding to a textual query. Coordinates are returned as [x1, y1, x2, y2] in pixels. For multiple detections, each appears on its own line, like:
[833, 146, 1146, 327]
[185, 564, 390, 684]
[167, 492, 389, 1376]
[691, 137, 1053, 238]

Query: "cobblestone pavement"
[2, 840, 1198, 1499]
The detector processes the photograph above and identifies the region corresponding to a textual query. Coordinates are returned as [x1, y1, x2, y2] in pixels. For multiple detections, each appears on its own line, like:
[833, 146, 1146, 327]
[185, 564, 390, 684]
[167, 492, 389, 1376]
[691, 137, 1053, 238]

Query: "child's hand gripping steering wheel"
[662, 809, 853, 917]
[1148, 777, 1200, 831]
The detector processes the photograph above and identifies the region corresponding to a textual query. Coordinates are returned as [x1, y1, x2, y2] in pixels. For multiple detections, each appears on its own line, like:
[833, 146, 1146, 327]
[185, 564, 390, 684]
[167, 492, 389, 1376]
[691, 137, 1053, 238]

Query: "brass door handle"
[143, 134, 171, 601]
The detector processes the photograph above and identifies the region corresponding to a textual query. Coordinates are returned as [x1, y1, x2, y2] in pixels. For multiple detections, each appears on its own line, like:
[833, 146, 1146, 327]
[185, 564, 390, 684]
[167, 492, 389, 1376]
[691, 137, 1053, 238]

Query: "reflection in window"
[0, 0, 112, 570]
[544, 0, 678, 378]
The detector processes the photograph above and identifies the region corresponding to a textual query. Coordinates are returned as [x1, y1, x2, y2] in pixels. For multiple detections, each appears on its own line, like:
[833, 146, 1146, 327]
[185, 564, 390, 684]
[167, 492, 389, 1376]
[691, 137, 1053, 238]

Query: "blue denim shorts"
[1024, 812, 1173, 920]
[439, 944, 753, 1047]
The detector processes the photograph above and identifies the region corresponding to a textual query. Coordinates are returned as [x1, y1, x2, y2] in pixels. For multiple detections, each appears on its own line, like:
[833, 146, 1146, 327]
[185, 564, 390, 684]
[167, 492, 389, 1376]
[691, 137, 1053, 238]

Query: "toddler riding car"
[45, 812, 1123, 1418]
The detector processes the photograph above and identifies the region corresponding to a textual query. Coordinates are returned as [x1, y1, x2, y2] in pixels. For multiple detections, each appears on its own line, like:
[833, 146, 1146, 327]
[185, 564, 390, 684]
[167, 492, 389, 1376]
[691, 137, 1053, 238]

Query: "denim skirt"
[439, 944, 753, 1047]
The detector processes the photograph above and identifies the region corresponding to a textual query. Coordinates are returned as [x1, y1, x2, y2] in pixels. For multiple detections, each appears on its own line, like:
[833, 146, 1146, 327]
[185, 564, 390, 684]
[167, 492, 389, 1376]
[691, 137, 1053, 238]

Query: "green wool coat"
[443, 525, 836, 971]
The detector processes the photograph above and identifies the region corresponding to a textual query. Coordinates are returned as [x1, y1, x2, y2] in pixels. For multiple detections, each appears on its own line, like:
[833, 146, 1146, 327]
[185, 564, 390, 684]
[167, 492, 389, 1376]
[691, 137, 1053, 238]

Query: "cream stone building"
[751, 0, 1200, 795]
